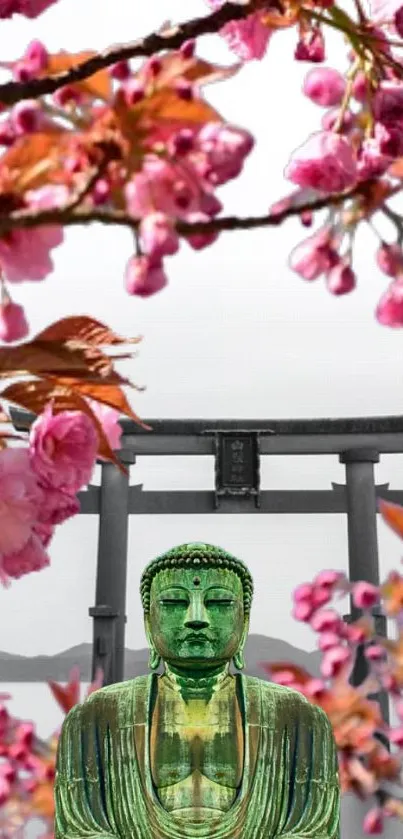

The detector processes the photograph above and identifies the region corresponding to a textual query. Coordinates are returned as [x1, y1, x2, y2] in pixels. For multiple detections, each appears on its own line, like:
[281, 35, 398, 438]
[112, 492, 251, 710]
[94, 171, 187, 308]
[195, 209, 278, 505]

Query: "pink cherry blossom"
[0, 226, 63, 283]
[206, 1, 272, 61]
[125, 254, 168, 297]
[125, 158, 201, 220]
[292, 600, 314, 622]
[285, 131, 357, 193]
[374, 81, 403, 124]
[303, 68, 346, 107]
[0, 448, 42, 560]
[2, 532, 49, 582]
[311, 608, 342, 633]
[196, 123, 254, 185]
[318, 631, 341, 651]
[38, 485, 80, 525]
[29, 405, 99, 493]
[376, 278, 403, 326]
[293, 582, 314, 602]
[0, 301, 28, 342]
[352, 580, 379, 609]
[314, 569, 345, 588]
[321, 645, 351, 678]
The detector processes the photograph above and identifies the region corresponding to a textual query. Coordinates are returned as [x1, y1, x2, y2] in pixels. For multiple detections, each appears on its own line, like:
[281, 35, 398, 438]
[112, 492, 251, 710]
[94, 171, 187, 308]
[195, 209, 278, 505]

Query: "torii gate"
[12, 409, 403, 722]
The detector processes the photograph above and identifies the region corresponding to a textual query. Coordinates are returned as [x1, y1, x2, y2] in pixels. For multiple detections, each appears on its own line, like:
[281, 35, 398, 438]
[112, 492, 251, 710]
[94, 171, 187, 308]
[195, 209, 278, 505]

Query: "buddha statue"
[54, 542, 340, 839]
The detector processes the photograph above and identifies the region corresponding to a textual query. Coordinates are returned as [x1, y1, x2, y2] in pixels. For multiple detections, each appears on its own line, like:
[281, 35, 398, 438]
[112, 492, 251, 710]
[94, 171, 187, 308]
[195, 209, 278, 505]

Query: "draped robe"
[54, 674, 340, 839]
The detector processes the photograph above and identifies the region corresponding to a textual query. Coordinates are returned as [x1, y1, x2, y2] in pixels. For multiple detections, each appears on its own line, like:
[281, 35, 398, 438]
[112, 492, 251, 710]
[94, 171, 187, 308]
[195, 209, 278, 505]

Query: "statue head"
[140, 542, 254, 675]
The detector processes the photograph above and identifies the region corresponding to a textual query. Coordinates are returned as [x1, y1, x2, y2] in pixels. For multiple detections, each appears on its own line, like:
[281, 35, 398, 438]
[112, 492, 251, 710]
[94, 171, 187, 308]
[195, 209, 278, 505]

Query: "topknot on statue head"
[140, 542, 254, 615]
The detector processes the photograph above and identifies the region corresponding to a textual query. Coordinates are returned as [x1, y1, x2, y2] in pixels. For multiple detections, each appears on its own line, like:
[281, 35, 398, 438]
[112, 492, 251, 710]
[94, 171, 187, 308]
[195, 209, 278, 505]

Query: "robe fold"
[54, 674, 340, 839]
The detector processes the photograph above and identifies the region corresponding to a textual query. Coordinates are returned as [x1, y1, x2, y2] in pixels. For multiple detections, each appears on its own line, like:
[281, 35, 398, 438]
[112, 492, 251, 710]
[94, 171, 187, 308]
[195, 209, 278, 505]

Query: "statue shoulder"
[64, 675, 150, 726]
[243, 676, 331, 730]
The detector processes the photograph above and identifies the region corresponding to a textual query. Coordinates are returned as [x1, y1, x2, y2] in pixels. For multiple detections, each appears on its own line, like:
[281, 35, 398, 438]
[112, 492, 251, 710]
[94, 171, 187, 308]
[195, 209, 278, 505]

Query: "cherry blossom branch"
[0, 183, 376, 239]
[0, 1, 257, 107]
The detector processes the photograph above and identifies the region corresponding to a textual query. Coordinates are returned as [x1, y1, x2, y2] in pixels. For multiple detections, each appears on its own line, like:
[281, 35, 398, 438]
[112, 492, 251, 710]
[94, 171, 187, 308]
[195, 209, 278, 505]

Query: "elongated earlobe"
[233, 649, 245, 670]
[148, 646, 161, 671]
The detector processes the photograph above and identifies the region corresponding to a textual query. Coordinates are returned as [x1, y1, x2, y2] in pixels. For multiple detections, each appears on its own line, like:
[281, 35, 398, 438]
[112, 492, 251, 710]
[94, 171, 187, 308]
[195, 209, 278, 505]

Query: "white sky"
[1, 0, 403, 657]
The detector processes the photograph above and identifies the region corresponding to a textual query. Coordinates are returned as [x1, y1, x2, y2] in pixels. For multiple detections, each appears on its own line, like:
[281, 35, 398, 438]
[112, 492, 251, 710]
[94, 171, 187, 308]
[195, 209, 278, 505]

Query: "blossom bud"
[364, 644, 385, 662]
[303, 67, 346, 107]
[0, 301, 29, 343]
[376, 243, 403, 277]
[11, 100, 41, 135]
[318, 631, 341, 651]
[352, 581, 379, 610]
[180, 40, 196, 60]
[175, 80, 194, 100]
[124, 254, 168, 297]
[110, 60, 131, 80]
[326, 261, 356, 296]
[376, 278, 403, 327]
[363, 808, 384, 835]
[124, 80, 145, 106]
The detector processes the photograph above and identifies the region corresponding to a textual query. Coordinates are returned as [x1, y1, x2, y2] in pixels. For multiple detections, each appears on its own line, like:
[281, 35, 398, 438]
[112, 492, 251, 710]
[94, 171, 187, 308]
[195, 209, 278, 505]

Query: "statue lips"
[181, 632, 213, 643]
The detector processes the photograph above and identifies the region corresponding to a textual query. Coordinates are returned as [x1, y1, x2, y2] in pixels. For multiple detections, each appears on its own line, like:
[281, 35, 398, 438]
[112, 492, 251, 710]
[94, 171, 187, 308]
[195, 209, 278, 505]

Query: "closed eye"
[160, 599, 188, 606]
[205, 599, 235, 606]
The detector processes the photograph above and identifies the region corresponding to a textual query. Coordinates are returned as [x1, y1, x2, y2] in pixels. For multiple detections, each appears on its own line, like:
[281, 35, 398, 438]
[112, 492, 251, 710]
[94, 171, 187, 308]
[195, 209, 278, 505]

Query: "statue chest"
[149, 681, 244, 815]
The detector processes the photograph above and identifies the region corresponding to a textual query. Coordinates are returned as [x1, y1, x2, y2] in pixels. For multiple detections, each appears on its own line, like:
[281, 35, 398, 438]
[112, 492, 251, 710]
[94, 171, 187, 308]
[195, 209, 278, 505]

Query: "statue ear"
[233, 615, 249, 671]
[144, 613, 161, 671]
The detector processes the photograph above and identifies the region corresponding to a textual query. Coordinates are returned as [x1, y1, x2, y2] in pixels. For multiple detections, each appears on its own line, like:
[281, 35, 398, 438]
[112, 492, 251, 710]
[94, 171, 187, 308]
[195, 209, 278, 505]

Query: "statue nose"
[184, 597, 210, 630]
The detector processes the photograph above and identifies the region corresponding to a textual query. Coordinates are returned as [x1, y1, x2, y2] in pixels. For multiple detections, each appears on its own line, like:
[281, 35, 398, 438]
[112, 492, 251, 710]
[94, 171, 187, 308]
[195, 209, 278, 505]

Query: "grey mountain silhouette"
[0, 634, 321, 682]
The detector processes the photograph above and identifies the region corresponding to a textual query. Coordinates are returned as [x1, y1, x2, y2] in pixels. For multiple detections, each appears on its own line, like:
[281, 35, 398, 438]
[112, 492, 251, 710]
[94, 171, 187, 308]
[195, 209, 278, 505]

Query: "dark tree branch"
[0, 1, 257, 107]
[0, 183, 371, 238]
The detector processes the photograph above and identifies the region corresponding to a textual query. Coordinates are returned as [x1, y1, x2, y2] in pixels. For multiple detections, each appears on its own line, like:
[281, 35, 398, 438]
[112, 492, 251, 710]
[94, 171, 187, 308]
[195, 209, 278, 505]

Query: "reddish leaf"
[147, 53, 239, 90]
[35, 315, 141, 348]
[45, 51, 112, 101]
[141, 87, 222, 129]
[0, 340, 118, 379]
[0, 131, 70, 193]
[378, 498, 403, 540]
[46, 378, 150, 429]
[48, 668, 80, 714]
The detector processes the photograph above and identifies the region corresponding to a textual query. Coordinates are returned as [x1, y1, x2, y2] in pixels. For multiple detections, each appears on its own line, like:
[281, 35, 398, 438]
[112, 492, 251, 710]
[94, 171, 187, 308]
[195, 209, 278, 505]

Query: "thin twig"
[0, 1, 256, 107]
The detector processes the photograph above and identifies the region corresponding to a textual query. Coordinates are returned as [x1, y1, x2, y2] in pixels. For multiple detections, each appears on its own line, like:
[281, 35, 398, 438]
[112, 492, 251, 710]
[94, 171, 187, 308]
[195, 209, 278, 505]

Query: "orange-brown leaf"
[0, 131, 70, 193]
[1, 379, 126, 472]
[45, 51, 112, 101]
[142, 87, 221, 128]
[35, 315, 141, 348]
[0, 339, 121, 380]
[148, 53, 240, 90]
[378, 498, 403, 540]
[46, 378, 149, 429]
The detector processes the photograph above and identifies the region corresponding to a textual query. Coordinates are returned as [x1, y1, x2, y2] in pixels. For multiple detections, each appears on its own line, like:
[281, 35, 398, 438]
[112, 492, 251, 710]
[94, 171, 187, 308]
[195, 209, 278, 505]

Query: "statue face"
[146, 566, 247, 670]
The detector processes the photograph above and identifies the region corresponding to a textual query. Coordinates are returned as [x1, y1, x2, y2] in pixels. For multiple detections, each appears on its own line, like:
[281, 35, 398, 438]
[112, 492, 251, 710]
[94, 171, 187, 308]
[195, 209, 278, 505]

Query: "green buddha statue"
[54, 543, 340, 839]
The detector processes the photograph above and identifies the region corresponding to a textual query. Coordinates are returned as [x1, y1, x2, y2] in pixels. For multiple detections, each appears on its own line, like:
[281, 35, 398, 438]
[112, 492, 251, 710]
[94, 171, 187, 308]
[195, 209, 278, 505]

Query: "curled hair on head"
[140, 542, 254, 615]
